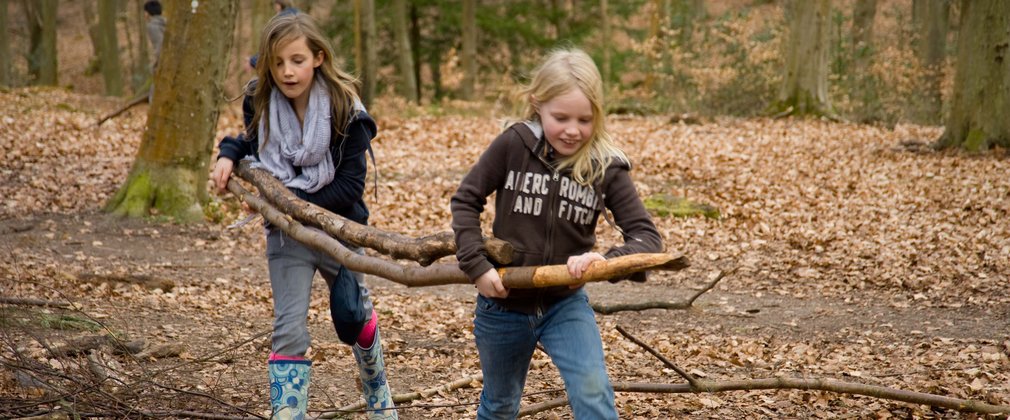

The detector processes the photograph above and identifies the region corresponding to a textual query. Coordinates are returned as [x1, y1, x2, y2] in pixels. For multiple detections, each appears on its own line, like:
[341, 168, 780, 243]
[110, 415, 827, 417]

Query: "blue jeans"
[473, 289, 617, 419]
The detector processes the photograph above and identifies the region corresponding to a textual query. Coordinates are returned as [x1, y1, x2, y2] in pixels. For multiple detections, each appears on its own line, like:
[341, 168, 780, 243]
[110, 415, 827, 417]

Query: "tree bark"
[460, 0, 477, 100]
[935, 0, 1009, 151]
[234, 161, 514, 266]
[105, 0, 238, 221]
[98, 0, 123, 96]
[770, 0, 834, 118]
[227, 179, 688, 288]
[0, 0, 11, 86]
[24, 0, 58, 86]
[250, 0, 272, 53]
[850, 0, 879, 121]
[357, 0, 376, 108]
[912, 0, 949, 124]
[600, 0, 611, 84]
[391, 0, 418, 103]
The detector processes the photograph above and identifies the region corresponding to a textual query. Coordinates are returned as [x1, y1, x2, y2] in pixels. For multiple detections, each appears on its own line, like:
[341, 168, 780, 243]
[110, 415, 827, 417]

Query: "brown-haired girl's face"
[271, 36, 322, 105]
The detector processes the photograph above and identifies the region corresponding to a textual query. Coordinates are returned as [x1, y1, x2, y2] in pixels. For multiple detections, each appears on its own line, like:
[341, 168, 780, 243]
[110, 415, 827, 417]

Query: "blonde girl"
[451, 48, 663, 419]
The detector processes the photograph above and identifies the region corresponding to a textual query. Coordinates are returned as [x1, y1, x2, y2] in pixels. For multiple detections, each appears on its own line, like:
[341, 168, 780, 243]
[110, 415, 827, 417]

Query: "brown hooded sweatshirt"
[451, 121, 663, 314]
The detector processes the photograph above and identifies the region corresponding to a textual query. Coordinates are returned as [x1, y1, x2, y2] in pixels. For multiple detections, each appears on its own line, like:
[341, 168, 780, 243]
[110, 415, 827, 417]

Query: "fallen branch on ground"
[228, 180, 687, 287]
[325, 373, 484, 418]
[590, 268, 729, 314]
[235, 161, 513, 266]
[519, 326, 1010, 417]
[0, 296, 72, 308]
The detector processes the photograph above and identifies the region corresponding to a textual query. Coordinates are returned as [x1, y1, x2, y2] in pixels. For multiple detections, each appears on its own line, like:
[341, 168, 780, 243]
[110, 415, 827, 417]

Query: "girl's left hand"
[567, 252, 604, 285]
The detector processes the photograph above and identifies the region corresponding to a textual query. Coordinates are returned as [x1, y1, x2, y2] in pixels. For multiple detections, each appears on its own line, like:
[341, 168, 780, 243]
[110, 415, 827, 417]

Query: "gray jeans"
[266, 228, 374, 355]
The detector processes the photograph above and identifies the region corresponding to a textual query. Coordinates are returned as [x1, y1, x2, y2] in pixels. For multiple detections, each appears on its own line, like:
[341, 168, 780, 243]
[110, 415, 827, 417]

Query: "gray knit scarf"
[252, 74, 333, 193]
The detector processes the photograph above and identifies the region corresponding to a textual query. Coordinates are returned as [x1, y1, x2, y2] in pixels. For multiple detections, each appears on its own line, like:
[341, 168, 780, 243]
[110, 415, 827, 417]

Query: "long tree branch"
[227, 180, 687, 287]
[235, 161, 512, 266]
[324, 373, 484, 418]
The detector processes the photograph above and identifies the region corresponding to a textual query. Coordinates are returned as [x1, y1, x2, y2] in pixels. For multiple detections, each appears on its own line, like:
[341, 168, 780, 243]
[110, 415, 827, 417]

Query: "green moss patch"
[644, 194, 720, 219]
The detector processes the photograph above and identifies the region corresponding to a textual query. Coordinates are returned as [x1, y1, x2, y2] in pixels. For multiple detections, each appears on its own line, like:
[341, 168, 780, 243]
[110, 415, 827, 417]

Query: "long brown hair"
[247, 13, 361, 148]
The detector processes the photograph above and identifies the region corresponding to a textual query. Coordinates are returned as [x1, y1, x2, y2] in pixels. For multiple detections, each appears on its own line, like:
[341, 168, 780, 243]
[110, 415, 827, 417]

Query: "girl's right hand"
[211, 158, 235, 193]
[475, 268, 508, 298]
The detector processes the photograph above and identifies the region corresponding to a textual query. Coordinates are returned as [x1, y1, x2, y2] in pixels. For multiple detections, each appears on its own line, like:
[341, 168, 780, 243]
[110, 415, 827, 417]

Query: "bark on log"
[228, 180, 687, 288]
[235, 161, 512, 266]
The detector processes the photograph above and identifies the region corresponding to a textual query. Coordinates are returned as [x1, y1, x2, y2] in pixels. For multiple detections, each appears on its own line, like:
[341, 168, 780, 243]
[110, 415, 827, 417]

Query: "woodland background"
[1, 0, 1009, 419]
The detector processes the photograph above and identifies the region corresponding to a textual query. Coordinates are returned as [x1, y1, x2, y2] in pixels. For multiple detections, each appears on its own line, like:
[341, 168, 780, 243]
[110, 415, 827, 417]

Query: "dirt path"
[4, 212, 1008, 418]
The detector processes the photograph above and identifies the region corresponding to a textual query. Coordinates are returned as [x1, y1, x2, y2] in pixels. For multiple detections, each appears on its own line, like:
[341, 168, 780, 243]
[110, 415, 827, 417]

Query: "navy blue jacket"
[217, 91, 376, 225]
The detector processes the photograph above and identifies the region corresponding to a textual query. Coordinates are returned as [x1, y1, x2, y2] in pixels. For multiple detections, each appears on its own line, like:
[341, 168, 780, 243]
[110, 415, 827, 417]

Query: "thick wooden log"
[228, 180, 687, 288]
[235, 161, 512, 266]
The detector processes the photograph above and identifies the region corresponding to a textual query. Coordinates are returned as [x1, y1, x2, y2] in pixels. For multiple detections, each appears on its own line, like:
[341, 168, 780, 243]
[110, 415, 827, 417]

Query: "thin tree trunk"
[99, 0, 123, 96]
[128, 0, 148, 93]
[250, 0, 272, 52]
[391, 0, 418, 103]
[851, 0, 879, 122]
[0, 0, 11, 86]
[409, 4, 422, 101]
[25, 0, 58, 86]
[460, 0, 476, 100]
[935, 0, 1009, 151]
[358, 0, 376, 108]
[770, 0, 834, 118]
[912, 0, 949, 124]
[600, 0, 610, 84]
[105, 0, 238, 220]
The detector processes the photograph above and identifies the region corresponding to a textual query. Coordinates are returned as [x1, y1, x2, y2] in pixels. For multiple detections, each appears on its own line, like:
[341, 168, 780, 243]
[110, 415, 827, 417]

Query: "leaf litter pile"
[1, 88, 1008, 418]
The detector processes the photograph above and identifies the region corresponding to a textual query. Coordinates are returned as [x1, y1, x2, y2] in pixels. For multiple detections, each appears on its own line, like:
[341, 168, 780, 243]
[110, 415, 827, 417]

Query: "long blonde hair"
[519, 48, 627, 186]
[247, 13, 360, 147]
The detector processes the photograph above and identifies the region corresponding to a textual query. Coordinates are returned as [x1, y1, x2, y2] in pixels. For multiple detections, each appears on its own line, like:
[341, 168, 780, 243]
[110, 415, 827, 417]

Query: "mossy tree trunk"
[98, 0, 123, 96]
[25, 0, 58, 86]
[935, 0, 1009, 152]
[105, 0, 238, 221]
[769, 0, 834, 118]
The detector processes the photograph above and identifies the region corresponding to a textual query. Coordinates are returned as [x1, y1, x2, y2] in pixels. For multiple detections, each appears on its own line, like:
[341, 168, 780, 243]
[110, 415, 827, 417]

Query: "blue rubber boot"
[352, 330, 398, 419]
[268, 359, 311, 420]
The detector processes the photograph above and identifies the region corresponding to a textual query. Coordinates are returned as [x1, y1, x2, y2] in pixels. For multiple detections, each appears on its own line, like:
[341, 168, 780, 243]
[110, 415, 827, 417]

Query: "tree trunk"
[460, 0, 476, 100]
[391, 0, 418, 103]
[912, 0, 949, 124]
[25, 0, 58, 86]
[357, 0, 376, 108]
[0, 0, 11, 86]
[409, 3, 423, 101]
[600, 0, 611, 84]
[98, 0, 123, 96]
[250, 0, 273, 52]
[643, 0, 663, 93]
[770, 0, 834, 117]
[935, 0, 1009, 152]
[850, 0, 880, 122]
[104, 0, 238, 221]
[133, 0, 150, 89]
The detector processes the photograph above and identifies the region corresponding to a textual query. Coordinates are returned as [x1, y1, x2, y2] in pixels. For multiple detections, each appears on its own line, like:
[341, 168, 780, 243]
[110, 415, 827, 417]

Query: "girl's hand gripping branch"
[475, 268, 509, 298]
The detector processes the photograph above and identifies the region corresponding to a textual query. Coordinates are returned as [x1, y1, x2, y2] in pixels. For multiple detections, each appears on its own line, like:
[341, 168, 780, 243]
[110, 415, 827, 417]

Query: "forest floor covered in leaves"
[1, 88, 1009, 419]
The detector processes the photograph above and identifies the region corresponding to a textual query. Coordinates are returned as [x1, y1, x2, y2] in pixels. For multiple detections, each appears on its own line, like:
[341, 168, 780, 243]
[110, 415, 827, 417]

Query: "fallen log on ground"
[227, 180, 688, 288]
[235, 161, 512, 266]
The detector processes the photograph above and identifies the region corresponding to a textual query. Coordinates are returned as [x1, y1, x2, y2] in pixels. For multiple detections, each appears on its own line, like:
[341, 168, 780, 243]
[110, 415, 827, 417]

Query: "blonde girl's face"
[536, 88, 594, 157]
[271, 36, 323, 104]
